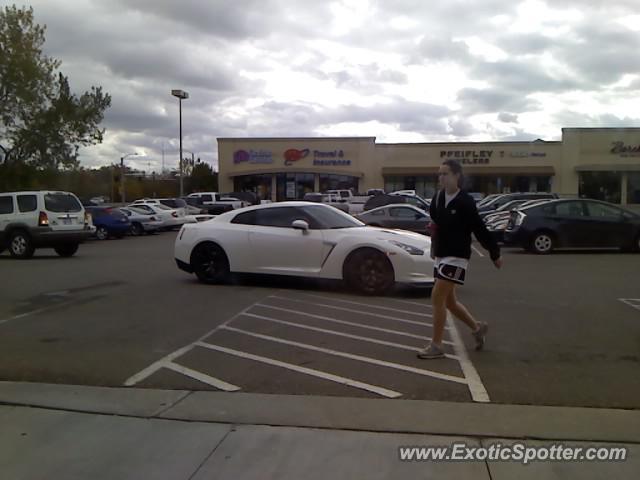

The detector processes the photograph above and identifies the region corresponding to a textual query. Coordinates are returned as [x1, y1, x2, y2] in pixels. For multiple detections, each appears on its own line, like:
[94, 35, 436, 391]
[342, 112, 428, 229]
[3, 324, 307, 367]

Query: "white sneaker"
[416, 342, 445, 359]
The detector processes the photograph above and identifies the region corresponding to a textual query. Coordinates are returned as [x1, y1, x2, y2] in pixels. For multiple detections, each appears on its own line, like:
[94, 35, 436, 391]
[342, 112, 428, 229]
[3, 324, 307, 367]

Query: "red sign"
[284, 148, 310, 166]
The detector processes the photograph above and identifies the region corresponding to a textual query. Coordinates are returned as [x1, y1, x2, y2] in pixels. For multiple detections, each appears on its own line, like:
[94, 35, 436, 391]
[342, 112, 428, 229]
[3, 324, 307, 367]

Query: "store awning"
[575, 164, 640, 172]
[381, 166, 556, 175]
[227, 169, 365, 178]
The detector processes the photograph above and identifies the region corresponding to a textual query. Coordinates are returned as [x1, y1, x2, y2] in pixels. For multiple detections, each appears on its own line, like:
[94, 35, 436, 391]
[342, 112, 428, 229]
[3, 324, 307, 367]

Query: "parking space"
[125, 291, 489, 402]
[1, 232, 639, 409]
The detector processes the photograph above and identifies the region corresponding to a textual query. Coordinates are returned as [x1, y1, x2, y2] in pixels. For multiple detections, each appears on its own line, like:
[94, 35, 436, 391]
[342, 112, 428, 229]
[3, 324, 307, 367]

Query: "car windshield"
[301, 205, 364, 229]
[44, 193, 82, 212]
[129, 206, 150, 215]
[155, 204, 172, 210]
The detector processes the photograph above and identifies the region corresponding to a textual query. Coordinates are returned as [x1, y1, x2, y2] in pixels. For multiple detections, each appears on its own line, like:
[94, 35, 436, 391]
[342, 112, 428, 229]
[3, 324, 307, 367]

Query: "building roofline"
[217, 137, 377, 141]
[376, 140, 562, 146]
[562, 127, 640, 132]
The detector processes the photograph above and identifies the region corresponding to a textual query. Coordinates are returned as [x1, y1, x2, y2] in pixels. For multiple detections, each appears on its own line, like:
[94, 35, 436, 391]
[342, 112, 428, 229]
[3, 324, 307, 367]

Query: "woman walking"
[418, 159, 502, 359]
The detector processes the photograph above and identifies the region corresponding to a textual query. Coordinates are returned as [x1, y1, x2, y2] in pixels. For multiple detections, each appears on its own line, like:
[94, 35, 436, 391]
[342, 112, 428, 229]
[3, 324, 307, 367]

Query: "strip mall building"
[218, 128, 640, 206]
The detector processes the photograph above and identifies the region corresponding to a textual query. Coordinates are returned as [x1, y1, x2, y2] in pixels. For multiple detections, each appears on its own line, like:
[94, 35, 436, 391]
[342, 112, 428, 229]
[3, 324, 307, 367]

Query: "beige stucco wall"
[217, 129, 640, 201]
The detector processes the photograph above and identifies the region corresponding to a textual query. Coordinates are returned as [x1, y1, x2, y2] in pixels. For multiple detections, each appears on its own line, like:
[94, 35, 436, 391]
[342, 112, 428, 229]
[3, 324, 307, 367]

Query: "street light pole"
[120, 153, 138, 203]
[171, 89, 189, 197]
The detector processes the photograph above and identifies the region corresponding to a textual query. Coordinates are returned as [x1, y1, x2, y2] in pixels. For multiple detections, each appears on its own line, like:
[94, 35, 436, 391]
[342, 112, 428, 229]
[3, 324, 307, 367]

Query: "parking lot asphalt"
[0, 232, 639, 409]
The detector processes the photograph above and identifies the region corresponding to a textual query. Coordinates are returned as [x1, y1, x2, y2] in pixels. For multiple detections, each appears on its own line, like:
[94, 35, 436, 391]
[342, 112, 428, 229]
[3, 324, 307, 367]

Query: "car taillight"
[172, 212, 178, 218]
[38, 211, 49, 226]
[84, 212, 90, 225]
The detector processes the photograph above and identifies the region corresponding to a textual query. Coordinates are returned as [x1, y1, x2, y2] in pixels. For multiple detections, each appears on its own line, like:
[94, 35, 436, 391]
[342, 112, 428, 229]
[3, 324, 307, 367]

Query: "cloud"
[456, 88, 540, 114]
[498, 112, 519, 123]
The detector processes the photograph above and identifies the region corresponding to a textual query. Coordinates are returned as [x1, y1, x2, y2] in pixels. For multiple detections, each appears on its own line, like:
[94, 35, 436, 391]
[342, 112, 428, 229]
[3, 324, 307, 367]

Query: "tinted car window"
[231, 210, 257, 225]
[45, 193, 82, 212]
[201, 195, 212, 202]
[370, 209, 385, 216]
[390, 207, 419, 218]
[586, 202, 623, 220]
[555, 201, 586, 217]
[253, 207, 304, 227]
[0, 196, 14, 214]
[17, 195, 37, 212]
[302, 205, 363, 229]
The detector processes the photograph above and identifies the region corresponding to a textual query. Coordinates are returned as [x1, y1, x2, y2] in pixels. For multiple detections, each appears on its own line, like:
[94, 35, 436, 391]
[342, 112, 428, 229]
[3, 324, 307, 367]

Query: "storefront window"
[318, 174, 359, 193]
[383, 176, 437, 198]
[627, 173, 640, 204]
[276, 173, 315, 201]
[233, 174, 273, 200]
[579, 172, 622, 204]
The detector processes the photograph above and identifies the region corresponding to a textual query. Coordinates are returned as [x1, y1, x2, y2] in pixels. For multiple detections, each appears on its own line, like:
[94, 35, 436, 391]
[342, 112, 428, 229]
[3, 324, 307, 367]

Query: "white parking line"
[218, 326, 468, 385]
[384, 298, 433, 309]
[286, 293, 433, 317]
[260, 298, 444, 329]
[446, 313, 490, 403]
[124, 302, 258, 387]
[619, 298, 640, 311]
[194, 342, 402, 398]
[0, 299, 80, 327]
[471, 245, 485, 257]
[163, 362, 241, 391]
[253, 303, 454, 342]
[240, 312, 459, 358]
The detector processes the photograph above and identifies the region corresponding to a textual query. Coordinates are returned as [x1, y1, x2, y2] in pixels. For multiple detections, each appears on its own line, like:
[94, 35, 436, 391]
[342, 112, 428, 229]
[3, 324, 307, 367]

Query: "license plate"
[63, 218, 72, 225]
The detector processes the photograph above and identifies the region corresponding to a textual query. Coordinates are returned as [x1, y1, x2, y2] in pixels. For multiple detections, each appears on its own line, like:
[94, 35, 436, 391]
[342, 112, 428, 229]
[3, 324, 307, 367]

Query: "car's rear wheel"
[54, 244, 79, 257]
[96, 226, 109, 240]
[529, 231, 554, 254]
[191, 242, 231, 284]
[130, 223, 144, 236]
[9, 231, 35, 259]
[344, 248, 395, 296]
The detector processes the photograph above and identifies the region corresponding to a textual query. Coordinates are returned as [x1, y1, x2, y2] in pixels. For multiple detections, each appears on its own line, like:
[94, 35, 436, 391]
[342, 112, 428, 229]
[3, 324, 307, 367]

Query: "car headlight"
[388, 240, 424, 256]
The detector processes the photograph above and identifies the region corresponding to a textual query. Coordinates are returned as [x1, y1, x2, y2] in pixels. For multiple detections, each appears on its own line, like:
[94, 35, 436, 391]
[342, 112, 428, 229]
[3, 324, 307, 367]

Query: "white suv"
[0, 191, 91, 259]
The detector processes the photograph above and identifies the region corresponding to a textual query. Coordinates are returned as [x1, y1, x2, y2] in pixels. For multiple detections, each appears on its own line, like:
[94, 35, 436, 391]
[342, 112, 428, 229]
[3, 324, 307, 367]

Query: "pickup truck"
[186, 192, 249, 215]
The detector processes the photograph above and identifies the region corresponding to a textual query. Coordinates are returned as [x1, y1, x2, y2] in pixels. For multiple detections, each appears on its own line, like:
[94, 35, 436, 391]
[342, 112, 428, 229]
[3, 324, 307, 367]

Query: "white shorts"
[434, 257, 469, 285]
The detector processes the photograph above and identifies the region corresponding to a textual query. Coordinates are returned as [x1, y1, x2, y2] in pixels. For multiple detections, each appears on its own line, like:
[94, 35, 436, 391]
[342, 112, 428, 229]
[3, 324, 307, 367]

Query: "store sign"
[284, 148, 310, 166]
[233, 149, 274, 164]
[610, 141, 640, 157]
[313, 149, 352, 166]
[507, 151, 547, 158]
[440, 150, 492, 164]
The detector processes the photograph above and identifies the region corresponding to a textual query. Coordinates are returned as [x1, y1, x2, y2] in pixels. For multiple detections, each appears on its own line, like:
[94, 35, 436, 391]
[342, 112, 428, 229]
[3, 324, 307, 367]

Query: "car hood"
[330, 226, 430, 248]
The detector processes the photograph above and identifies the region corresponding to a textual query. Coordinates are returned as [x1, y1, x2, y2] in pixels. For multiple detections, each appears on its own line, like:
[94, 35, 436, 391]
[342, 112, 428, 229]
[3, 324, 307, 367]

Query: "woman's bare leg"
[446, 288, 479, 332]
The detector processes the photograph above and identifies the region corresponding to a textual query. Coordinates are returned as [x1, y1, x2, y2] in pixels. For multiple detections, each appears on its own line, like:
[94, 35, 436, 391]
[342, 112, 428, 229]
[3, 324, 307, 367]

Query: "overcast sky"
[7, 0, 640, 171]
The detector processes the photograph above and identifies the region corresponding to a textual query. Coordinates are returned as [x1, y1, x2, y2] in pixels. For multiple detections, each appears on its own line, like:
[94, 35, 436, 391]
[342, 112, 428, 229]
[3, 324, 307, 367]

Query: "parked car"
[180, 196, 210, 214]
[0, 190, 91, 258]
[504, 199, 640, 254]
[130, 198, 187, 217]
[221, 191, 260, 206]
[364, 193, 430, 212]
[119, 207, 164, 235]
[174, 202, 434, 295]
[85, 206, 131, 240]
[303, 192, 350, 213]
[129, 204, 186, 230]
[477, 192, 558, 213]
[187, 192, 248, 210]
[479, 199, 531, 220]
[356, 204, 431, 235]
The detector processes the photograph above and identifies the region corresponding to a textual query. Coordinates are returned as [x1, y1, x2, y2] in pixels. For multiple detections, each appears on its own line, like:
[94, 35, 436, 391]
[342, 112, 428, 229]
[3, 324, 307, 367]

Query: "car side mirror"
[292, 219, 309, 231]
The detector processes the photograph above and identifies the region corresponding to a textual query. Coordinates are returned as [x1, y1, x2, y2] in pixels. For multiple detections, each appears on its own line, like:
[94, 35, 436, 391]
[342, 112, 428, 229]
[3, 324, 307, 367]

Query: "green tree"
[0, 5, 111, 170]
[188, 161, 218, 192]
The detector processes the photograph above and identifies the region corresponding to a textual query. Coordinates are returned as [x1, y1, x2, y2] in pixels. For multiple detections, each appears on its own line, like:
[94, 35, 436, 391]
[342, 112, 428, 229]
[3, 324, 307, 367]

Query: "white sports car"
[174, 202, 434, 295]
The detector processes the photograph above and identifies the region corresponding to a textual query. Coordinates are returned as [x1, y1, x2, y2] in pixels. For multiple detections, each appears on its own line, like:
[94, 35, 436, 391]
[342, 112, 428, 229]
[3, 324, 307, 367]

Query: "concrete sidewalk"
[0, 382, 638, 479]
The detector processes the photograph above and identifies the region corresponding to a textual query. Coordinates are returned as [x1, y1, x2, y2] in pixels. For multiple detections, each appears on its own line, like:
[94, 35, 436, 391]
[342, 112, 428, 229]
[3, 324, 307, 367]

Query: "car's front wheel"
[54, 244, 79, 257]
[191, 242, 231, 284]
[9, 231, 35, 259]
[529, 231, 555, 254]
[344, 248, 395, 296]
